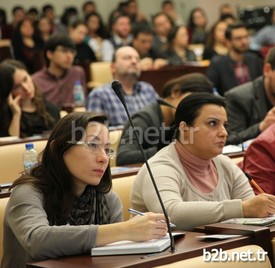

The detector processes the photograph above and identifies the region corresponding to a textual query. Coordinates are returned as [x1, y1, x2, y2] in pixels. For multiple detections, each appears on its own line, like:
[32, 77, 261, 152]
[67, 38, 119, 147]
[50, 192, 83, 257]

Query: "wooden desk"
[139, 63, 209, 96]
[26, 231, 252, 268]
[199, 222, 274, 266]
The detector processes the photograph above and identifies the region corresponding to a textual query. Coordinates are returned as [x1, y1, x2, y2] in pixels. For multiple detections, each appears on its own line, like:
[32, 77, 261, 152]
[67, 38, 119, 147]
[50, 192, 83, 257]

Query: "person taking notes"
[131, 93, 275, 231]
[1, 112, 167, 268]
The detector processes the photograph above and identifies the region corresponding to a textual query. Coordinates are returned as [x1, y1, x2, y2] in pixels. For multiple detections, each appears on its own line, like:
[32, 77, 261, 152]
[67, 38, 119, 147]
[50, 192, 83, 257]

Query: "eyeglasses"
[67, 141, 116, 159]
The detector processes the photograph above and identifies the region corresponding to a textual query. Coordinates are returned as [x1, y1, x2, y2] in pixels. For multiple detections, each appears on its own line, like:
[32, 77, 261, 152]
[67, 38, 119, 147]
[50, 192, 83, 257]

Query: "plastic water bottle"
[23, 143, 38, 171]
[73, 80, 85, 107]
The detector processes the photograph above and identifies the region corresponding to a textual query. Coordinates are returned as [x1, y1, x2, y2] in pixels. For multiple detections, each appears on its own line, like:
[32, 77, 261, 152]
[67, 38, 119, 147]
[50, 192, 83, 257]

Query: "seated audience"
[117, 73, 213, 166]
[1, 112, 167, 267]
[82, 1, 97, 18]
[225, 47, 275, 145]
[36, 16, 54, 43]
[239, 124, 275, 195]
[124, 0, 148, 29]
[59, 6, 78, 34]
[161, 0, 184, 26]
[41, 4, 60, 34]
[187, 7, 208, 44]
[105, 14, 133, 61]
[0, 60, 60, 138]
[202, 20, 228, 60]
[107, 2, 128, 33]
[151, 12, 174, 57]
[68, 20, 97, 64]
[131, 93, 275, 231]
[131, 25, 168, 70]
[85, 12, 112, 61]
[219, 3, 236, 19]
[87, 46, 159, 127]
[26, 7, 39, 25]
[161, 25, 196, 65]
[207, 22, 263, 95]
[1, 5, 25, 39]
[11, 18, 44, 73]
[32, 34, 86, 110]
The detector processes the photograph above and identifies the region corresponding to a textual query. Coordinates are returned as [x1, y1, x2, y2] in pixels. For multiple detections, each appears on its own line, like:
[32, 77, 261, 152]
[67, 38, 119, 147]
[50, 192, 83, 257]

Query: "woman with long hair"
[0, 60, 60, 138]
[1, 112, 167, 267]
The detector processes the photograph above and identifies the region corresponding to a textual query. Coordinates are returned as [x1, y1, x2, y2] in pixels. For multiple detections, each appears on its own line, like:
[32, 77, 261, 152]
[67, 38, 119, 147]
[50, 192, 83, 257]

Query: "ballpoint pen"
[128, 208, 176, 228]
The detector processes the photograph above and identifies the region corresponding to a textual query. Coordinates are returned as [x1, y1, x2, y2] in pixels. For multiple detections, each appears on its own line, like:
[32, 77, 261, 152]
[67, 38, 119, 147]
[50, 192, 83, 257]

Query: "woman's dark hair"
[205, 20, 227, 48]
[187, 7, 206, 30]
[85, 12, 109, 39]
[174, 92, 226, 139]
[162, 72, 213, 98]
[0, 60, 55, 137]
[60, 6, 78, 27]
[11, 112, 112, 225]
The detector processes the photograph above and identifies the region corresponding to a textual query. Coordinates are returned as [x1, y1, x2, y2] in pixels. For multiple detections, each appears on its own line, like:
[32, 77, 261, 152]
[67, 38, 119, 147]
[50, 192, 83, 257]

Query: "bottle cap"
[74, 80, 81, 85]
[25, 143, 34, 150]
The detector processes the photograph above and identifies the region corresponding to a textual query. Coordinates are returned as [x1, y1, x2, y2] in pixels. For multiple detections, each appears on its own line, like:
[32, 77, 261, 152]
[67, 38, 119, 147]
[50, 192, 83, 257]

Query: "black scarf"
[67, 185, 111, 225]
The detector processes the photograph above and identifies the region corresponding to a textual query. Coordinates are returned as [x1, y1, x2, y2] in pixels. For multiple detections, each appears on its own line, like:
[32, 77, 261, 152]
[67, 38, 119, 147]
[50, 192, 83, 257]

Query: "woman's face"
[63, 122, 110, 196]
[214, 21, 227, 44]
[69, 24, 88, 44]
[174, 26, 189, 48]
[12, 68, 35, 100]
[193, 10, 207, 28]
[20, 19, 34, 37]
[179, 104, 228, 159]
[38, 17, 52, 34]
[87, 15, 100, 33]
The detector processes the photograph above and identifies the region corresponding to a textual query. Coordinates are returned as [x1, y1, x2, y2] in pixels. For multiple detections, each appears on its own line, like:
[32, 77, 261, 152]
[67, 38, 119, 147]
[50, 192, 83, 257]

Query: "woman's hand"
[124, 212, 168, 242]
[242, 194, 275, 217]
[7, 93, 21, 115]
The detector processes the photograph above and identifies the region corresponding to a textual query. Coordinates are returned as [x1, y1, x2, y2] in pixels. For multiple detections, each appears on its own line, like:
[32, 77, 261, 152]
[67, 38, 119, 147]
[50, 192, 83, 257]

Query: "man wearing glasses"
[32, 34, 86, 110]
[207, 22, 263, 96]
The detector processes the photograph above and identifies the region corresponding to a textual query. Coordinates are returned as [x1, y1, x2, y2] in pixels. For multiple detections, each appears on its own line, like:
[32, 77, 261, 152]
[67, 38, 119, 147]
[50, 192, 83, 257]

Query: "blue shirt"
[87, 82, 159, 126]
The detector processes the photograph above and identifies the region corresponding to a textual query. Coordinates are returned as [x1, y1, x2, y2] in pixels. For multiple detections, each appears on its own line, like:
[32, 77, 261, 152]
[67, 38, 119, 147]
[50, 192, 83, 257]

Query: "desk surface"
[26, 231, 252, 268]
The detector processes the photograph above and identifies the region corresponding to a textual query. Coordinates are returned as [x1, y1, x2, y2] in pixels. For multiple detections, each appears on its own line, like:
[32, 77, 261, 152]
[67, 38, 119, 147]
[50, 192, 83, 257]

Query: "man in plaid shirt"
[87, 46, 159, 127]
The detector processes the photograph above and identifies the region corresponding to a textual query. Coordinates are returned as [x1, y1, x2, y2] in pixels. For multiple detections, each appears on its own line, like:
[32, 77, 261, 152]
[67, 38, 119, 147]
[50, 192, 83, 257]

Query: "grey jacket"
[225, 76, 272, 145]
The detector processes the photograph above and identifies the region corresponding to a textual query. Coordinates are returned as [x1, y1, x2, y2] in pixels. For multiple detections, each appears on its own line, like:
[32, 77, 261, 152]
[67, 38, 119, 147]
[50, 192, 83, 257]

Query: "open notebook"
[91, 233, 183, 256]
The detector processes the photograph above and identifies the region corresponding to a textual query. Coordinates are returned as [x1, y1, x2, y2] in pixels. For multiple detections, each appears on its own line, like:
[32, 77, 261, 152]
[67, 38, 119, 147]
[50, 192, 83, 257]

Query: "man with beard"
[32, 34, 86, 109]
[207, 22, 262, 96]
[225, 47, 275, 145]
[87, 46, 159, 126]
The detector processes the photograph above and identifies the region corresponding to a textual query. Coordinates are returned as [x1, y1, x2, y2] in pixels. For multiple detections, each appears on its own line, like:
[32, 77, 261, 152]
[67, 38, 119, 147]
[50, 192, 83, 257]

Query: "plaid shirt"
[87, 82, 159, 126]
[32, 66, 86, 109]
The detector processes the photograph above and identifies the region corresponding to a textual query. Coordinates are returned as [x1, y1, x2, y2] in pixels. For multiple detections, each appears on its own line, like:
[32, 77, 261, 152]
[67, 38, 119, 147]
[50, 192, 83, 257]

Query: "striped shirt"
[87, 82, 159, 126]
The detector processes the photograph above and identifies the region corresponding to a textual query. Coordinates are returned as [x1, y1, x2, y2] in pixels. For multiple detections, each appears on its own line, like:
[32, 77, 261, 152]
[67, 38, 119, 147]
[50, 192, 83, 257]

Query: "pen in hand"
[128, 208, 176, 228]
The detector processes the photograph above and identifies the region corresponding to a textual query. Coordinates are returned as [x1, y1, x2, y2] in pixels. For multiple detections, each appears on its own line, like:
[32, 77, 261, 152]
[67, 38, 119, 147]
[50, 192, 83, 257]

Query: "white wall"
[1, 0, 274, 27]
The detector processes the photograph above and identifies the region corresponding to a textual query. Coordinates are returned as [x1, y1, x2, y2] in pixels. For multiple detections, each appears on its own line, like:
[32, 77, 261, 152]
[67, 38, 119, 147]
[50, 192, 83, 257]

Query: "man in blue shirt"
[87, 46, 159, 126]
